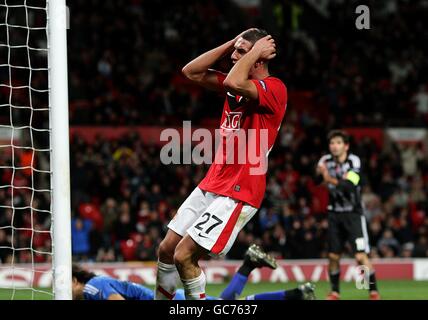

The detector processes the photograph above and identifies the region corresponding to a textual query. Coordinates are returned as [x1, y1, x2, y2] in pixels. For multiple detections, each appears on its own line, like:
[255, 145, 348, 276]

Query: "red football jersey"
[198, 74, 287, 208]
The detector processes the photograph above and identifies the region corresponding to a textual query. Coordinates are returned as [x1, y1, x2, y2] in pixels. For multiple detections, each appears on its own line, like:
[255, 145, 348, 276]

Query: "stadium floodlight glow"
[0, 0, 72, 300]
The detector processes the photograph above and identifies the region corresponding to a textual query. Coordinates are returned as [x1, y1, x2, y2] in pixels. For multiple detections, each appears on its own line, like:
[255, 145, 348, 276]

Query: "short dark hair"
[241, 28, 268, 44]
[327, 130, 350, 144]
[72, 264, 96, 284]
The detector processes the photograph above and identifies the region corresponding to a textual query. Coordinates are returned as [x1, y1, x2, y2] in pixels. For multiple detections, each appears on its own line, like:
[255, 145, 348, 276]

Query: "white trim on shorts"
[360, 215, 370, 254]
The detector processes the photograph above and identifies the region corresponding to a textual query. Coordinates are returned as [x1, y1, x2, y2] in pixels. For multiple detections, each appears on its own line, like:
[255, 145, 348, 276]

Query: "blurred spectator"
[96, 247, 117, 262]
[71, 217, 93, 261]
[412, 85, 428, 117]
[401, 243, 414, 258]
[135, 226, 161, 261]
[100, 198, 120, 236]
[413, 236, 428, 258]
[0, 230, 11, 263]
[113, 203, 136, 241]
[377, 229, 401, 257]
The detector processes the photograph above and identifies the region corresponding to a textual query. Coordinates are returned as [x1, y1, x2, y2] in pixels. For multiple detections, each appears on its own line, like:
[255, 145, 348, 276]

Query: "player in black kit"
[316, 130, 380, 300]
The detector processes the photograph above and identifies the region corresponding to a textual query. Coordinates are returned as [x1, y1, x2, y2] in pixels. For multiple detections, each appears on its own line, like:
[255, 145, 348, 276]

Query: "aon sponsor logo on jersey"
[221, 111, 242, 131]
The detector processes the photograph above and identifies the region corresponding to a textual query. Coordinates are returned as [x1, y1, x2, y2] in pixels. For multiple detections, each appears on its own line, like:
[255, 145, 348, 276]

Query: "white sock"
[155, 261, 179, 300]
[182, 271, 207, 300]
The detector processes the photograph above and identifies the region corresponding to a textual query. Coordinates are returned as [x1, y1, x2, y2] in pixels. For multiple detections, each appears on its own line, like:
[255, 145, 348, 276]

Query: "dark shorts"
[327, 212, 370, 254]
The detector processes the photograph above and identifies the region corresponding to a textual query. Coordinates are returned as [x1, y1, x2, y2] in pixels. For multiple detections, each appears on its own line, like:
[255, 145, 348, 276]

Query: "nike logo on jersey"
[226, 91, 247, 110]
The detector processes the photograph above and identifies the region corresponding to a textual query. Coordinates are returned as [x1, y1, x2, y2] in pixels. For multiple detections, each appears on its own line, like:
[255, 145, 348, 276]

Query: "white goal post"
[0, 0, 72, 300]
[48, 0, 72, 300]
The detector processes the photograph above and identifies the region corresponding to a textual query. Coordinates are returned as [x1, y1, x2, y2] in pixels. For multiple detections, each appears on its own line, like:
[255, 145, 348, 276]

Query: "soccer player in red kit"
[155, 28, 287, 300]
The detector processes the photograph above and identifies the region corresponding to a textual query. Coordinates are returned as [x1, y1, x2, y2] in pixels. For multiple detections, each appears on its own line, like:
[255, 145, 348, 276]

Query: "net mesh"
[0, 0, 52, 299]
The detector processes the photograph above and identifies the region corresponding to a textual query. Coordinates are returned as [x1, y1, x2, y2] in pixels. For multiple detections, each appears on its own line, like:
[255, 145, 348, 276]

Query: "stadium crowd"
[67, 122, 428, 261]
[2, 117, 428, 263]
[0, 0, 428, 264]
[65, 0, 428, 128]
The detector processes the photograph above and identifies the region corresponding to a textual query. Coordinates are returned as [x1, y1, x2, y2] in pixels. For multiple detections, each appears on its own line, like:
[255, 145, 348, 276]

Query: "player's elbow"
[181, 65, 191, 78]
[223, 78, 243, 93]
[182, 65, 202, 82]
[223, 78, 254, 98]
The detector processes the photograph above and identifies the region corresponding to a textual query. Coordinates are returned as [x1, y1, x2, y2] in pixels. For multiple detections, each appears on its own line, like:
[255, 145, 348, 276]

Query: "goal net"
[0, 0, 71, 300]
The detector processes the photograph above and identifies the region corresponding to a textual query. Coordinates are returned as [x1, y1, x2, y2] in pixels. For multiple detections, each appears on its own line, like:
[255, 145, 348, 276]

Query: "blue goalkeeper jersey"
[83, 276, 154, 300]
[83, 276, 217, 300]
[83, 276, 218, 300]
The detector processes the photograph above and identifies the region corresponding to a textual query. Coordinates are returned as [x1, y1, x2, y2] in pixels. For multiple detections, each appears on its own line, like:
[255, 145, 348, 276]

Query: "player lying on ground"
[72, 244, 315, 300]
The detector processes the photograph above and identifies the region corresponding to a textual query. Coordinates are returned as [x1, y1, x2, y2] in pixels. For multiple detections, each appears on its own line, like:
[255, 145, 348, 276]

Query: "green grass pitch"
[0, 280, 427, 300]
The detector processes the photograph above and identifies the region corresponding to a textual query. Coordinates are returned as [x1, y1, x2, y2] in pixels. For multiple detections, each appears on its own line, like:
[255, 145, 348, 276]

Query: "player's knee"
[328, 252, 340, 262]
[355, 252, 368, 264]
[158, 239, 175, 262]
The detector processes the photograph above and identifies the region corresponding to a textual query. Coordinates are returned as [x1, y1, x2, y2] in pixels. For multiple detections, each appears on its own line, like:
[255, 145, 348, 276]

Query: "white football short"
[168, 187, 258, 258]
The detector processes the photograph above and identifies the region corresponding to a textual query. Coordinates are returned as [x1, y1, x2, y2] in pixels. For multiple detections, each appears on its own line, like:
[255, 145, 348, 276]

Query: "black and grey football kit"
[317, 153, 370, 254]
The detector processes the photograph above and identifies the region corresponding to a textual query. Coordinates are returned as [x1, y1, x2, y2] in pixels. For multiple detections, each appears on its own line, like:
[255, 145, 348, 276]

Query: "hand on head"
[252, 35, 276, 60]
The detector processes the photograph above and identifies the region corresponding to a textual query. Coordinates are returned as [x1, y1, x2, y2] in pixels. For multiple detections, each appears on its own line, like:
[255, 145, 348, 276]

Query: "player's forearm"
[223, 49, 259, 89]
[182, 40, 235, 81]
[108, 294, 125, 300]
[323, 174, 339, 186]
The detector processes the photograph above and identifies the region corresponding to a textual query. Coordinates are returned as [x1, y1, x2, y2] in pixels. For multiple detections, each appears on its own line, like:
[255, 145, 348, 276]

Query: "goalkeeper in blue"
[72, 244, 316, 300]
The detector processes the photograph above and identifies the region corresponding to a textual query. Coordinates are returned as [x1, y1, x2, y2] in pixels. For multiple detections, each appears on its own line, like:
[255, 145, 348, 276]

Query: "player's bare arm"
[223, 35, 276, 99]
[181, 42, 233, 91]
[318, 164, 339, 186]
[181, 29, 257, 91]
[319, 164, 357, 193]
[107, 293, 126, 300]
